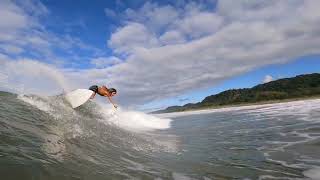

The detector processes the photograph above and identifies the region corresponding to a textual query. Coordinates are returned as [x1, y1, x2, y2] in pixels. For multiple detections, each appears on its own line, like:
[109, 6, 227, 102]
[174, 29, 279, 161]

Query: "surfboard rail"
[65, 89, 94, 108]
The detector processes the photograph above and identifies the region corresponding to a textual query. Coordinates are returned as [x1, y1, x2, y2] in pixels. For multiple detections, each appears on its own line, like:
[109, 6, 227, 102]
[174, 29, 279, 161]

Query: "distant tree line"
[153, 73, 320, 113]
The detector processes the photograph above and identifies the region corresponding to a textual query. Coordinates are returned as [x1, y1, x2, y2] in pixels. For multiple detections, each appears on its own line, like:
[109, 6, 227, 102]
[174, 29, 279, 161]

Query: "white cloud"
[217, 0, 296, 21]
[101, 0, 320, 106]
[1, 0, 320, 109]
[0, 0, 102, 64]
[142, 3, 179, 31]
[0, 44, 24, 54]
[16, 0, 49, 18]
[108, 22, 158, 53]
[263, 75, 273, 83]
[0, 0, 51, 58]
[91, 56, 122, 68]
[0, 1, 28, 31]
[125, 2, 179, 32]
[175, 11, 224, 38]
[0, 57, 72, 95]
[26, 35, 50, 47]
[0, 0, 48, 39]
[0, 52, 9, 60]
[159, 30, 186, 45]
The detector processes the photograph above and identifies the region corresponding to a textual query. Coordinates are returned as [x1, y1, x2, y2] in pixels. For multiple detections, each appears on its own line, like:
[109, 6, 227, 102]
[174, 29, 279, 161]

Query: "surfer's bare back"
[89, 85, 118, 108]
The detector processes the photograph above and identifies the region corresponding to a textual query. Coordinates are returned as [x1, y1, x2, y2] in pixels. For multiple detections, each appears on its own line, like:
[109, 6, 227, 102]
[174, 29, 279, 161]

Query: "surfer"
[89, 85, 118, 108]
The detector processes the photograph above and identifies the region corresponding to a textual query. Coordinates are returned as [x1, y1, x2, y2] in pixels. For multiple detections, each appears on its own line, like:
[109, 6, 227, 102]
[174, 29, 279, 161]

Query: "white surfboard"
[65, 89, 94, 108]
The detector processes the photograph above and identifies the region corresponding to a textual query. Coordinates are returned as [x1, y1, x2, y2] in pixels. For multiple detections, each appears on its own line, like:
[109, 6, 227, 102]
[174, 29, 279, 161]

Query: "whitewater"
[1, 91, 320, 179]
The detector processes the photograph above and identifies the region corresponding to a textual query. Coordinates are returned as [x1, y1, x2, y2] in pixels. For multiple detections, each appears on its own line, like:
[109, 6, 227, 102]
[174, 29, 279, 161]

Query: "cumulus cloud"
[0, 0, 102, 64]
[0, 0, 100, 95]
[1, 0, 320, 109]
[263, 75, 273, 83]
[175, 11, 224, 38]
[109, 22, 159, 53]
[102, 0, 320, 106]
[125, 2, 179, 33]
[0, 1, 29, 41]
[0, 0, 47, 45]
[91, 56, 123, 68]
[159, 30, 186, 45]
[0, 44, 24, 54]
[0, 57, 71, 95]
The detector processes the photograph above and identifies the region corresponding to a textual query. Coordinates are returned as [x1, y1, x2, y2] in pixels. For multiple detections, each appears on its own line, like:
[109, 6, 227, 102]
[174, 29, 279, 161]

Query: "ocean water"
[0, 91, 320, 180]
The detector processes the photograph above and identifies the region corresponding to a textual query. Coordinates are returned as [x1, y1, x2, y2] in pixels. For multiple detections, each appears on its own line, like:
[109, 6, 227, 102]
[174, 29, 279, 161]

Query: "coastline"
[155, 95, 320, 115]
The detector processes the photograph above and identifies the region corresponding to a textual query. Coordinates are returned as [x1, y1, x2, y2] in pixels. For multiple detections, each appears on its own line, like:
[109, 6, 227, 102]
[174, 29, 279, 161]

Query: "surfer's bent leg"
[89, 85, 98, 99]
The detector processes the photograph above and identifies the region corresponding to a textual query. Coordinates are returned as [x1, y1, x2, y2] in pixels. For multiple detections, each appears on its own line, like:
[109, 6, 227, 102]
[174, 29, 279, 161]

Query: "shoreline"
[155, 96, 320, 115]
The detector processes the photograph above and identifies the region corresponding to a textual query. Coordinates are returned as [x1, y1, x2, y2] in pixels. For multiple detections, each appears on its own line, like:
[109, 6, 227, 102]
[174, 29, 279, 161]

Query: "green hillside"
[153, 73, 320, 113]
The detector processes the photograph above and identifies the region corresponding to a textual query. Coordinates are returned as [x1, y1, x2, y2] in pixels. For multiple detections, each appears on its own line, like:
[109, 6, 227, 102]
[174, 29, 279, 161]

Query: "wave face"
[1, 91, 320, 180]
[0, 92, 176, 179]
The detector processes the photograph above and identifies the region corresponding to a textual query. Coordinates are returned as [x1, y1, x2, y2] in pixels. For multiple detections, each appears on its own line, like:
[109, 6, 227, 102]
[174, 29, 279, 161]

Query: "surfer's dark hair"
[108, 88, 117, 94]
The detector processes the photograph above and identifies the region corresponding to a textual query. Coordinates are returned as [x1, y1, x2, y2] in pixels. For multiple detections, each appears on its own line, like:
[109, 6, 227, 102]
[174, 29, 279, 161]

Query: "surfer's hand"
[113, 104, 118, 109]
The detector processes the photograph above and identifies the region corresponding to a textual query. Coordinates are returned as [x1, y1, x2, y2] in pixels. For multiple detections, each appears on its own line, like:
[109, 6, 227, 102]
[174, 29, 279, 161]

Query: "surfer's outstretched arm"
[106, 96, 118, 108]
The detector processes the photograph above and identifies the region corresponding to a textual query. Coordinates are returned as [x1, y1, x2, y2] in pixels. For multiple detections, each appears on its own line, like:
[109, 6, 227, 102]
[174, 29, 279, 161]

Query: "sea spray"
[3, 92, 320, 179]
[96, 102, 172, 132]
[17, 93, 177, 153]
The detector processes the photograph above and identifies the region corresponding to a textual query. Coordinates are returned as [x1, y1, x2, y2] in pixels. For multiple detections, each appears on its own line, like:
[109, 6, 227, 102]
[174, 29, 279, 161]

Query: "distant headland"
[153, 73, 320, 114]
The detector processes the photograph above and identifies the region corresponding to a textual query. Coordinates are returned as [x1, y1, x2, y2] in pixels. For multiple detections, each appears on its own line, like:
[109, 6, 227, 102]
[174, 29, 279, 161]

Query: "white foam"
[157, 99, 320, 119]
[266, 130, 319, 153]
[72, 124, 84, 138]
[17, 94, 52, 112]
[17, 94, 74, 120]
[97, 104, 172, 132]
[172, 172, 194, 180]
[258, 175, 293, 180]
[264, 152, 308, 169]
[18, 94, 172, 133]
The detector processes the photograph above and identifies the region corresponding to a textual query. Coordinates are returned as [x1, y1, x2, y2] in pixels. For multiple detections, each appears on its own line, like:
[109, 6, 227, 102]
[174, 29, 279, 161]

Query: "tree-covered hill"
[153, 73, 320, 113]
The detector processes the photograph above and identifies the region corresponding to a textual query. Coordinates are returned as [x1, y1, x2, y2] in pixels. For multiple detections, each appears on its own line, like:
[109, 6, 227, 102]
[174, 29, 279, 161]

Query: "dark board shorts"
[89, 85, 98, 93]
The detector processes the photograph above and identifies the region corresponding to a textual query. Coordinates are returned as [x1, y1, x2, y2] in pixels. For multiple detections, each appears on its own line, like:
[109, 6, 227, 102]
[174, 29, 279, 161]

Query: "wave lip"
[101, 107, 172, 132]
[18, 94, 172, 132]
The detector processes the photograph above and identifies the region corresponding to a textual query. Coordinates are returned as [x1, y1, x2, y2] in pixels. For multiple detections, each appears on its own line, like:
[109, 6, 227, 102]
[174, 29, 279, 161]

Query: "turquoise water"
[1, 91, 320, 179]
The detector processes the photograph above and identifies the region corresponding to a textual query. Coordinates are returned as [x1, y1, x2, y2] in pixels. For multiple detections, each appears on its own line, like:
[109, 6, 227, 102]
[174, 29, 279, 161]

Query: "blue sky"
[0, 0, 319, 111]
[141, 55, 320, 111]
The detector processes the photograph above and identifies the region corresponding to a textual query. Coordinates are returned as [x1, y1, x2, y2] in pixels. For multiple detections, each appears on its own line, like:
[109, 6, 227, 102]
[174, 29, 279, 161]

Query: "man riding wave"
[89, 85, 118, 109]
